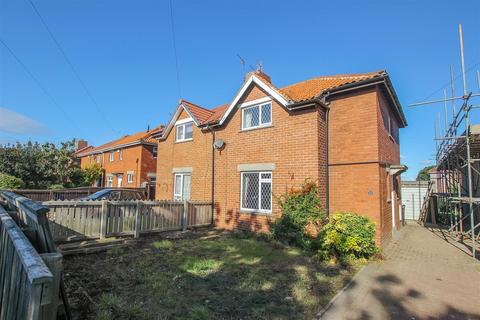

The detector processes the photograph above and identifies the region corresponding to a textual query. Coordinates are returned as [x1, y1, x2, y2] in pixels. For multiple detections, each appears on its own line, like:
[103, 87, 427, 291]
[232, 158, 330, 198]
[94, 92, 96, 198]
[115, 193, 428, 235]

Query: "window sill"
[238, 210, 272, 216]
[239, 124, 273, 133]
[175, 138, 193, 144]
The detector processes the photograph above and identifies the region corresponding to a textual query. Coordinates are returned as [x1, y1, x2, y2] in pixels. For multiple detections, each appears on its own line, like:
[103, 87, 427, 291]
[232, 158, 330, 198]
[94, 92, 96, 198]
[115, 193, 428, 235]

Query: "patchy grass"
[64, 230, 363, 320]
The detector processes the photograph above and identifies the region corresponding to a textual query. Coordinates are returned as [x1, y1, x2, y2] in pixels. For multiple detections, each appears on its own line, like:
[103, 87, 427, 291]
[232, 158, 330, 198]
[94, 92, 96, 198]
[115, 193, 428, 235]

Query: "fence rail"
[44, 200, 213, 242]
[13, 187, 147, 202]
[0, 206, 60, 320]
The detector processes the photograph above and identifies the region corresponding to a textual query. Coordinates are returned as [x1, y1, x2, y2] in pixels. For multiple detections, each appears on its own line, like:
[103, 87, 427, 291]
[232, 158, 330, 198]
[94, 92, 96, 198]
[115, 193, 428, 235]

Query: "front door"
[117, 174, 123, 187]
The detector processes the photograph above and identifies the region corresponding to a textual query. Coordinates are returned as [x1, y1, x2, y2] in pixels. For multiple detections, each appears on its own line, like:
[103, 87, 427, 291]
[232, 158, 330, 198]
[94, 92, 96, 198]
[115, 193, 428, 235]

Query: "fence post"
[100, 200, 108, 239]
[134, 201, 141, 238]
[182, 200, 188, 231]
[40, 252, 62, 319]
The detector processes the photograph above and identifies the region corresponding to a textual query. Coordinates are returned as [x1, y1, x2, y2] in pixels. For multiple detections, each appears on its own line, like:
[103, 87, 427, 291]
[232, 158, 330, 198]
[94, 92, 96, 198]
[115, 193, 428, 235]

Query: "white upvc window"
[109, 151, 114, 162]
[176, 122, 193, 142]
[96, 155, 101, 163]
[240, 171, 272, 213]
[173, 173, 191, 201]
[153, 146, 158, 159]
[119, 149, 123, 160]
[107, 175, 113, 187]
[242, 102, 272, 130]
[127, 172, 134, 184]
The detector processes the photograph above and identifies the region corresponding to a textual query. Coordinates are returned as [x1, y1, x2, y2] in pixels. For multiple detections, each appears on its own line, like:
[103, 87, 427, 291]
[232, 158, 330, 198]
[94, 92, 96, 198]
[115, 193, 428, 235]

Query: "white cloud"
[0, 107, 48, 135]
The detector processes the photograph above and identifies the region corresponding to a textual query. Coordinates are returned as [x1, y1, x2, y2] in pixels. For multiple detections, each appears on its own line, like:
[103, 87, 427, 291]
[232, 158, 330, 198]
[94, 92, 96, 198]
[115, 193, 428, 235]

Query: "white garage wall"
[401, 183, 428, 220]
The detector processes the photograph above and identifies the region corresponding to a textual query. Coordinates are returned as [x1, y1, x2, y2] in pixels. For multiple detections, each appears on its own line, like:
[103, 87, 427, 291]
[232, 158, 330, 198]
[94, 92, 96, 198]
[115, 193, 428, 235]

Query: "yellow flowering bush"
[318, 213, 377, 260]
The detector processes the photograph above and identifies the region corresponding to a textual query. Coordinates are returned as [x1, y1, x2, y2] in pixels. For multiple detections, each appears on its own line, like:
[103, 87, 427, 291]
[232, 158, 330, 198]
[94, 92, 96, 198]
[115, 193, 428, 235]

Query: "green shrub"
[0, 172, 25, 189]
[48, 184, 64, 190]
[270, 180, 325, 250]
[318, 213, 377, 260]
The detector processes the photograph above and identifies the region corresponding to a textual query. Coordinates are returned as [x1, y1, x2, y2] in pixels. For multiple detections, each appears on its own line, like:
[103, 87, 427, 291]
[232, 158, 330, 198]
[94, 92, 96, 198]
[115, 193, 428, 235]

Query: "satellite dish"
[213, 139, 225, 149]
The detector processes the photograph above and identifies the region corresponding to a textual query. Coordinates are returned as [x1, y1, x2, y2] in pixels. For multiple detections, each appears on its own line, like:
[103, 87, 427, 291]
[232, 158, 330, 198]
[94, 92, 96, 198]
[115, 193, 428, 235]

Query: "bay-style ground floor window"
[174, 173, 191, 201]
[240, 171, 272, 213]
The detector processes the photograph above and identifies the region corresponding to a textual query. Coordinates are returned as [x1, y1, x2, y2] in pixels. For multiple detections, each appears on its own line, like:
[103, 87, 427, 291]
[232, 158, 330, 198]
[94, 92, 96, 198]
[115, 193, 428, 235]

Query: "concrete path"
[318, 223, 480, 320]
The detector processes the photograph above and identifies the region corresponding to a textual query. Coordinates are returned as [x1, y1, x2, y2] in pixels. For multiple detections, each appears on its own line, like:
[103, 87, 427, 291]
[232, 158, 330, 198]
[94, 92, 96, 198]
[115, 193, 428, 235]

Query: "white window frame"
[127, 172, 134, 184]
[109, 151, 114, 162]
[173, 173, 191, 201]
[241, 102, 272, 131]
[119, 149, 123, 160]
[107, 175, 113, 187]
[175, 121, 193, 142]
[153, 146, 158, 159]
[240, 171, 272, 214]
[96, 155, 101, 163]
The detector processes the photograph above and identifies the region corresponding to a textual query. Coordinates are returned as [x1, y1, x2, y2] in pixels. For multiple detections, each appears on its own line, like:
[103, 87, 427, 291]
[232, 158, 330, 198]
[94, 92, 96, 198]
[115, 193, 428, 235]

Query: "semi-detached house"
[154, 69, 407, 246]
[77, 127, 162, 188]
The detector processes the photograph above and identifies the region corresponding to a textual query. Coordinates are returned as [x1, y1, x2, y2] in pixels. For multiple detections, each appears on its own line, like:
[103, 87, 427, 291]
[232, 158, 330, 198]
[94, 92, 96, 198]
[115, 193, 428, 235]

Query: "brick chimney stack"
[75, 139, 88, 151]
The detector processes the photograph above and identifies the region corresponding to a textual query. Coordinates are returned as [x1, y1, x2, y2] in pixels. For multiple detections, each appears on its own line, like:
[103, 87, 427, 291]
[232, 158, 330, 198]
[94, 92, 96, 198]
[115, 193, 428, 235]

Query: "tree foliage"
[416, 165, 435, 181]
[0, 140, 87, 189]
[83, 163, 103, 186]
[0, 172, 25, 189]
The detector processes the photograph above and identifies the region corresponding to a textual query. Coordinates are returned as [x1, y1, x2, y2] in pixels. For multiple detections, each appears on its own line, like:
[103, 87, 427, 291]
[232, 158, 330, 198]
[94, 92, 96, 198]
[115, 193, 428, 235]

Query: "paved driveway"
[317, 223, 480, 320]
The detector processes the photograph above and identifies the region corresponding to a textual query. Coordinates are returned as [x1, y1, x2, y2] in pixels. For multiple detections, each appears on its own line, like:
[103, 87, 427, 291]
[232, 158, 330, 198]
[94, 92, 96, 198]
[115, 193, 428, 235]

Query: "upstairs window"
[109, 151, 114, 162]
[242, 102, 272, 130]
[176, 122, 193, 142]
[153, 146, 158, 159]
[119, 149, 123, 160]
[96, 155, 101, 163]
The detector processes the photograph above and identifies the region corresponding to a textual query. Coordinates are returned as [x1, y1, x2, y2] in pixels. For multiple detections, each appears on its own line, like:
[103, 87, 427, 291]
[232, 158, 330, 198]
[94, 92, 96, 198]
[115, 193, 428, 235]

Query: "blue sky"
[1, 0, 479, 180]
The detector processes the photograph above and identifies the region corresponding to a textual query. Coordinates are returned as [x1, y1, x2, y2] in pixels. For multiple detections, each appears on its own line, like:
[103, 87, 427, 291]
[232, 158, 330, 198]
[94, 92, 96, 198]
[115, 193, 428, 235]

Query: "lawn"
[63, 230, 363, 320]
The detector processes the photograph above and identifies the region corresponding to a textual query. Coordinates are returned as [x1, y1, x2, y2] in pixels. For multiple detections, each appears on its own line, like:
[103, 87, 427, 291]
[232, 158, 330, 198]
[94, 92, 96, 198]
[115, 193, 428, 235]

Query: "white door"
[173, 173, 191, 200]
[117, 174, 123, 187]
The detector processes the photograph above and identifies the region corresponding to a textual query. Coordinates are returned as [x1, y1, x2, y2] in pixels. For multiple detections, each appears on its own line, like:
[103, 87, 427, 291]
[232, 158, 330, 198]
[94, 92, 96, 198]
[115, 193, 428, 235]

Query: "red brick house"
[76, 127, 161, 188]
[155, 70, 407, 245]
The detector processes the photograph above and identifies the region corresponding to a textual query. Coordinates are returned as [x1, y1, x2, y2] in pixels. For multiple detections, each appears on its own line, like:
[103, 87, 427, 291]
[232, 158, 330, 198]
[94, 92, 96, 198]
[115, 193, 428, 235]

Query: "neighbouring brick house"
[76, 127, 162, 189]
[155, 69, 407, 245]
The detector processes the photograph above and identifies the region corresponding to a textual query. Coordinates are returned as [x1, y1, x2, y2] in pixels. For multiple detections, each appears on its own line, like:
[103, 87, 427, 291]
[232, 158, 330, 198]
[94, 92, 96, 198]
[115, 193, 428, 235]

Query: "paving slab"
[317, 223, 480, 320]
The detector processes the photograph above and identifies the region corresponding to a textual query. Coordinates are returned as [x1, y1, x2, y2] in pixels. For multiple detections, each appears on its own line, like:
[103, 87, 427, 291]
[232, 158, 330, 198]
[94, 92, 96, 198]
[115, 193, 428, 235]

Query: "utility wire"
[169, 0, 182, 99]
[421, 61, 480, 101]
[26, 0, 116, 133]
[0, 38, 85, 135]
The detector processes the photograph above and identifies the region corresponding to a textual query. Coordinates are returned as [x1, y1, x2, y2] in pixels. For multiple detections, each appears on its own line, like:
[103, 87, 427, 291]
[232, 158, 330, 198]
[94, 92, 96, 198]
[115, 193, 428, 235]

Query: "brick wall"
[328, 86, 402, 246]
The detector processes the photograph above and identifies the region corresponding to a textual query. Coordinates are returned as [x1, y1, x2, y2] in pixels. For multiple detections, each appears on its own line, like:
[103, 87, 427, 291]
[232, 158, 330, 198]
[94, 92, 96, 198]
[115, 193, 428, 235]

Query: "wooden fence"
[0, 205, 61, 320]
[12, 186, 147, 202]
[44, 200, 213, 242]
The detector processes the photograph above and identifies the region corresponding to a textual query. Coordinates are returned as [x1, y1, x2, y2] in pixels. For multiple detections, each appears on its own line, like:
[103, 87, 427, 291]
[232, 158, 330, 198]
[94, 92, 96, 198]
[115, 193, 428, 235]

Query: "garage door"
[401, 184, 428, 220]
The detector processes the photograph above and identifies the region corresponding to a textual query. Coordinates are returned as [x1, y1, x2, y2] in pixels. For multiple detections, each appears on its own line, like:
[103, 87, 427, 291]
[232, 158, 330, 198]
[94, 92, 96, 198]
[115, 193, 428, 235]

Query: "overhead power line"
[26, 0, 116, 133]
[422, 61, 480, 101]
[0, 38, 84, 135]
[169, 0, 182, 99]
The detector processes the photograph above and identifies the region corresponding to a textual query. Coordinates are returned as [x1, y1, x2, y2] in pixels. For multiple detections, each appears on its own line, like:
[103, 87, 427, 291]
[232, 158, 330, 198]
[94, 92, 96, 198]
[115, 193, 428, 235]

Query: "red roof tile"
[279, 70, 385, 102]
[77, 126, 162, 157]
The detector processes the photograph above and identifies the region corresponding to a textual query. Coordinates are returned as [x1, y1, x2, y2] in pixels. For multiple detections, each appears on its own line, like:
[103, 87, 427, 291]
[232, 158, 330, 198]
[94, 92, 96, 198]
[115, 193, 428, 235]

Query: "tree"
[416, 165, 435, 181]
[83, 163, 103, 186]
[0, 172, 25, 189]
[0, 140, 85, 189]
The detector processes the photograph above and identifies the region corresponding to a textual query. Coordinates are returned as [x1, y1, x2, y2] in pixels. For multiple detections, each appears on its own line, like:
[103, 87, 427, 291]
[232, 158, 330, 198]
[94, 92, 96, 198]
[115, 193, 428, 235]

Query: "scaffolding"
[411, 24, 480, 258]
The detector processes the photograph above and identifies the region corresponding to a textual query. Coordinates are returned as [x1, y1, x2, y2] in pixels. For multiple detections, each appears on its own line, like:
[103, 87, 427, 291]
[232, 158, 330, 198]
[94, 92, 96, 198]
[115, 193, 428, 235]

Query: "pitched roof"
[77, 126, 162, 157]
[159, 69, 404, 138]
[181, 100, 214, 124]
[279, 70, 385, 102]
